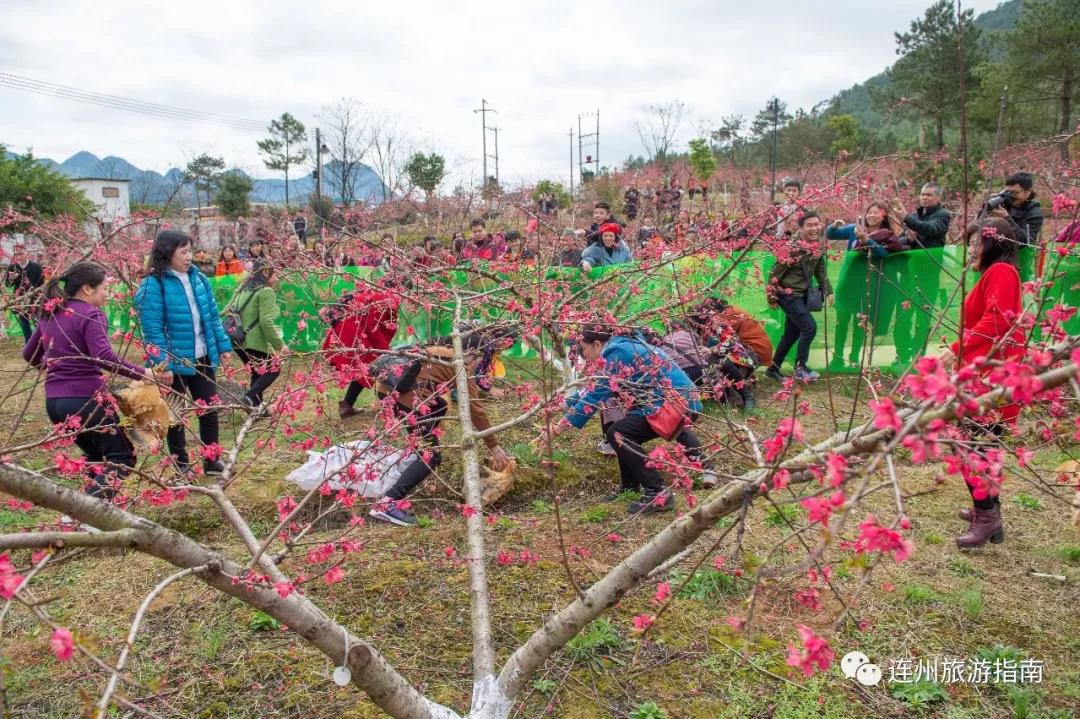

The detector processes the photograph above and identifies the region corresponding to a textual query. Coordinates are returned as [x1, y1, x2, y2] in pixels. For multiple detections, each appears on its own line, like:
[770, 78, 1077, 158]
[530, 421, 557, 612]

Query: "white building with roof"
[70, 177, 130, 234]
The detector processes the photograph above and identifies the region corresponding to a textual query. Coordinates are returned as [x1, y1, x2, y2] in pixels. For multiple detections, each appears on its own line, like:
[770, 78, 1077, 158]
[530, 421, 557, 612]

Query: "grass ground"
[0, 334, 1077, 719]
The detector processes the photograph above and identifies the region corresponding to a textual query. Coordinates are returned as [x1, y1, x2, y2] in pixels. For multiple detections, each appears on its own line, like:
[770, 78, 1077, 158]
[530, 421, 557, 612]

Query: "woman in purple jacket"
[23, 262, 166, 499]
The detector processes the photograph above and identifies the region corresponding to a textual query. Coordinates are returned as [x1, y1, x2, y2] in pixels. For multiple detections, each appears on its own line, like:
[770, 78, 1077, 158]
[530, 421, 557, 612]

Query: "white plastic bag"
[284, 440, 416, 498]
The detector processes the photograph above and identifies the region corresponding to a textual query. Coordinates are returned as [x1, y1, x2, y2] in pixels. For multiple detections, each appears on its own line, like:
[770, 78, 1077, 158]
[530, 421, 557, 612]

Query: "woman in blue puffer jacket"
[135, 230, 233, 476]
[537, 327, 714, 515]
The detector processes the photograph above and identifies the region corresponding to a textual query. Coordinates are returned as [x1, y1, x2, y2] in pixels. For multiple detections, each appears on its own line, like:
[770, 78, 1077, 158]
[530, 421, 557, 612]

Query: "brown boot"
[958, 507, 974, 522]
[955, 506, 1004, 549]
[338, 401, 361, 420]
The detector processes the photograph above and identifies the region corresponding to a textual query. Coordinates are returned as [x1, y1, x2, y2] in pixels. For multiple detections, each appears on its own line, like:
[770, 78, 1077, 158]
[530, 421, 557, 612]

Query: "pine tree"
[257, 113, 309, 208]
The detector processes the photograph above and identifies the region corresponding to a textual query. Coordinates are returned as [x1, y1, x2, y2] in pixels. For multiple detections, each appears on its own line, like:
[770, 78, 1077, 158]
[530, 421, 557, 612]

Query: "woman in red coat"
[322, 288, 400, 418]
[941, 217, 1026, 549]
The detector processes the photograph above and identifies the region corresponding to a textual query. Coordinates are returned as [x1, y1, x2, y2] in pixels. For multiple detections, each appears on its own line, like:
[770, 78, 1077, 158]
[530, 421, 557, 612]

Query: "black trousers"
[379, 394, 449, 500]
[167, 358, 219, 466]
[772, 292, 817, 370]
[606, 413, 705, 493]
[344, 380, 367, 406]
[684, 364, 704, 385]
[13, 313, 33, 344]
[46, 396, 135, 499]
[234, 347, 280, 405]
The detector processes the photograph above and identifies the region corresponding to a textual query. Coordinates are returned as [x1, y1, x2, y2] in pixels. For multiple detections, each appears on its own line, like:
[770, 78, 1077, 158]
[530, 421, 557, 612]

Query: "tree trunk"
[935, 115, 944, 150]
[1061, 68, 1073, 162]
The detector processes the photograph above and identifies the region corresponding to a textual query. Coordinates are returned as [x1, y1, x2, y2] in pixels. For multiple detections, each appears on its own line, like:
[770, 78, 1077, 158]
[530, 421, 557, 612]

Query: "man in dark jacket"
[765, 212, 832, 383]
[990, 171, 1043, 281]
[4, 244, 44, 343]
[899, 183, 951, 249]
[992, 172, 1043, 246]
[892, 182, 952, 368]
[585, 202, 623, 245]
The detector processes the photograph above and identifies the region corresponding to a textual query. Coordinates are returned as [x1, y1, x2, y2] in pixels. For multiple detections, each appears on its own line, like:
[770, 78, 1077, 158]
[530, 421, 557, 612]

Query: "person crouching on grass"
[535, 326, 716, 514]
[368, 333, 513, 527]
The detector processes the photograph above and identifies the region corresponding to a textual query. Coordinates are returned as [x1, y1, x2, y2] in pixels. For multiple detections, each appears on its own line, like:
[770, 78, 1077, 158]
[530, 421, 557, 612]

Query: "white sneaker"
[596, 441, 617, 456]
[701, 470, 718, 489]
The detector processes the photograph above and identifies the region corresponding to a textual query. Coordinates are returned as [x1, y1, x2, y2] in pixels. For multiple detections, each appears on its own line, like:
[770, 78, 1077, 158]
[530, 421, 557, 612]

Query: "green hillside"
[826, 0, 1021, 130]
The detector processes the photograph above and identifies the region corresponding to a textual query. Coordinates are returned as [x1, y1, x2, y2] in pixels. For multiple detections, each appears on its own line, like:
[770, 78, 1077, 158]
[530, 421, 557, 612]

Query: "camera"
[986, 191, 1010, 210]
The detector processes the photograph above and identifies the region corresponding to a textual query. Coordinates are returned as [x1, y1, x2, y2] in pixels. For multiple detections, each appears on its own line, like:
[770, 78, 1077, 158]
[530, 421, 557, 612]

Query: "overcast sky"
[1, 0, 1004, 190]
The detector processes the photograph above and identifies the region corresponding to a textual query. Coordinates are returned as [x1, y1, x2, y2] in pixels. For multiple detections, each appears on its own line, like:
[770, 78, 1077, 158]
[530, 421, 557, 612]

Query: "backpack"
[221, 287, 262, 345]
[370, 346, 422, 393]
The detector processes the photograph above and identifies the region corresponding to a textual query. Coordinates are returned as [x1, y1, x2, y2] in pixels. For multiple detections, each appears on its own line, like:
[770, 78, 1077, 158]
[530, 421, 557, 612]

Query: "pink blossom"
[51, 628, 75, 662]
[276, 496, 298, 521]
[771, 469, 791, 491]
[53, 452, 86, 475]
[794, 587, 822, 612]
[725, 615, 746, 632]
[785, 624, 834, 677]
[496, 550, 514, 566]
[0, 553, 24, 599]
[824, 453, 847, 488]
[854, 515, 914, 563]
[323, 566, 344, 585]
[1051, 192, 1077, 216]
[1015, 447, 1035, 468]
[653, 582, 672, 604]
[869, 398, 902, 432]
[800, 491, 845, 525]
[631, 614, 655, 633]
[274, 581, 296, 598]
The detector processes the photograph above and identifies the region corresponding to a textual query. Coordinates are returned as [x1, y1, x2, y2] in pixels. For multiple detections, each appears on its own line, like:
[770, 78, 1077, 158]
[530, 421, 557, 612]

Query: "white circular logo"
[841, 651, 870, 679]
[856, 663, 883, 686]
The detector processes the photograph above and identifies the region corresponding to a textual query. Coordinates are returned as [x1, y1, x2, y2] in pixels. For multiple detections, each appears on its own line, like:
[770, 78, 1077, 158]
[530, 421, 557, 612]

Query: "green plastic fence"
[8, 246, 1078, 373]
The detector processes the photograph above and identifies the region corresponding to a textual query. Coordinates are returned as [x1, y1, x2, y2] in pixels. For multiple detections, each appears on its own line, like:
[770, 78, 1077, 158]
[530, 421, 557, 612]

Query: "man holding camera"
[987, 172, 1043, 280]
[890, 183, 951, 369]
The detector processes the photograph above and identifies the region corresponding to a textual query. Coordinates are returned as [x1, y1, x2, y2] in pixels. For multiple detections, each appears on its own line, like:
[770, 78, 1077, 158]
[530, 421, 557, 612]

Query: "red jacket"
[949, 263, 1026, 365]
[322, 291, 400, 384]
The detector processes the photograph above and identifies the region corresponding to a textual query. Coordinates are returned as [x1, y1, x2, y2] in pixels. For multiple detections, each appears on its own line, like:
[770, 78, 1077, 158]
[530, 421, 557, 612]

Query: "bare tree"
[369, 111, 412, 203]
[318, 97, 373, 206]
[635, 101, 688, 164]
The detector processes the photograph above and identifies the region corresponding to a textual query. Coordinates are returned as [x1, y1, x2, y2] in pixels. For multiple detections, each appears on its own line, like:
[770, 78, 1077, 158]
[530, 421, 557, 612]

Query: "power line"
[0, 73, 267, 129]
[0, 72, 267, 131]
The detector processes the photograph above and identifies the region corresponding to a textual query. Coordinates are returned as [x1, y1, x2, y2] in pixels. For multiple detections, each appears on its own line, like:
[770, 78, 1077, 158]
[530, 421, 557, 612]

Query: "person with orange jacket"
[215, 245, 245, 276]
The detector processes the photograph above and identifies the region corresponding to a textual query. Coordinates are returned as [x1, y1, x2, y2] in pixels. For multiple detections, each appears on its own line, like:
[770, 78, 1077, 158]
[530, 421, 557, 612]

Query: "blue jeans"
[772, 292, 817, 370]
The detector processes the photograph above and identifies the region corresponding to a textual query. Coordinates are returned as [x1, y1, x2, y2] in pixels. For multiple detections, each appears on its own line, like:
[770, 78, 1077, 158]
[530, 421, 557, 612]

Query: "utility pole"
[769, 98, 779, 204]
[568, 126, 575, 196]
[577, 110, 599, 182]
[473, 99, 497, 191]
[315, 127, 323, 203]
[491, 126, 500, 187]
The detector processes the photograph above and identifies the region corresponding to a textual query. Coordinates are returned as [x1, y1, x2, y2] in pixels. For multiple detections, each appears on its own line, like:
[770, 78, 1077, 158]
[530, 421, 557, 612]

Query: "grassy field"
[0, 334, 1077, 719]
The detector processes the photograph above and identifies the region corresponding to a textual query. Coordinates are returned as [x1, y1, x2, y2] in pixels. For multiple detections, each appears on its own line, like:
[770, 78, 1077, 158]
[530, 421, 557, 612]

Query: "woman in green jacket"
[226, 262, 287, 408]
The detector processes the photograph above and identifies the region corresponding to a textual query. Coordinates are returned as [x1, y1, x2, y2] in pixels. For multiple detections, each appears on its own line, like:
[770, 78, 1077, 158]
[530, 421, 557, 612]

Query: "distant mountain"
[825, 0, 1021, 128]
[3, 149, 387, 207]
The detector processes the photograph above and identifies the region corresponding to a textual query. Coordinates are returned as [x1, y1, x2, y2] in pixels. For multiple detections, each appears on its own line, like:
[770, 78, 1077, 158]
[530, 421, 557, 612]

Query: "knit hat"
[599, 222, 622, 237]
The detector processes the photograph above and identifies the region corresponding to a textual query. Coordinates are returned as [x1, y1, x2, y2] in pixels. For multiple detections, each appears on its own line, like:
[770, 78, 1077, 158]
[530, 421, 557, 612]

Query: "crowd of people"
[2, 168, 1061, 544]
